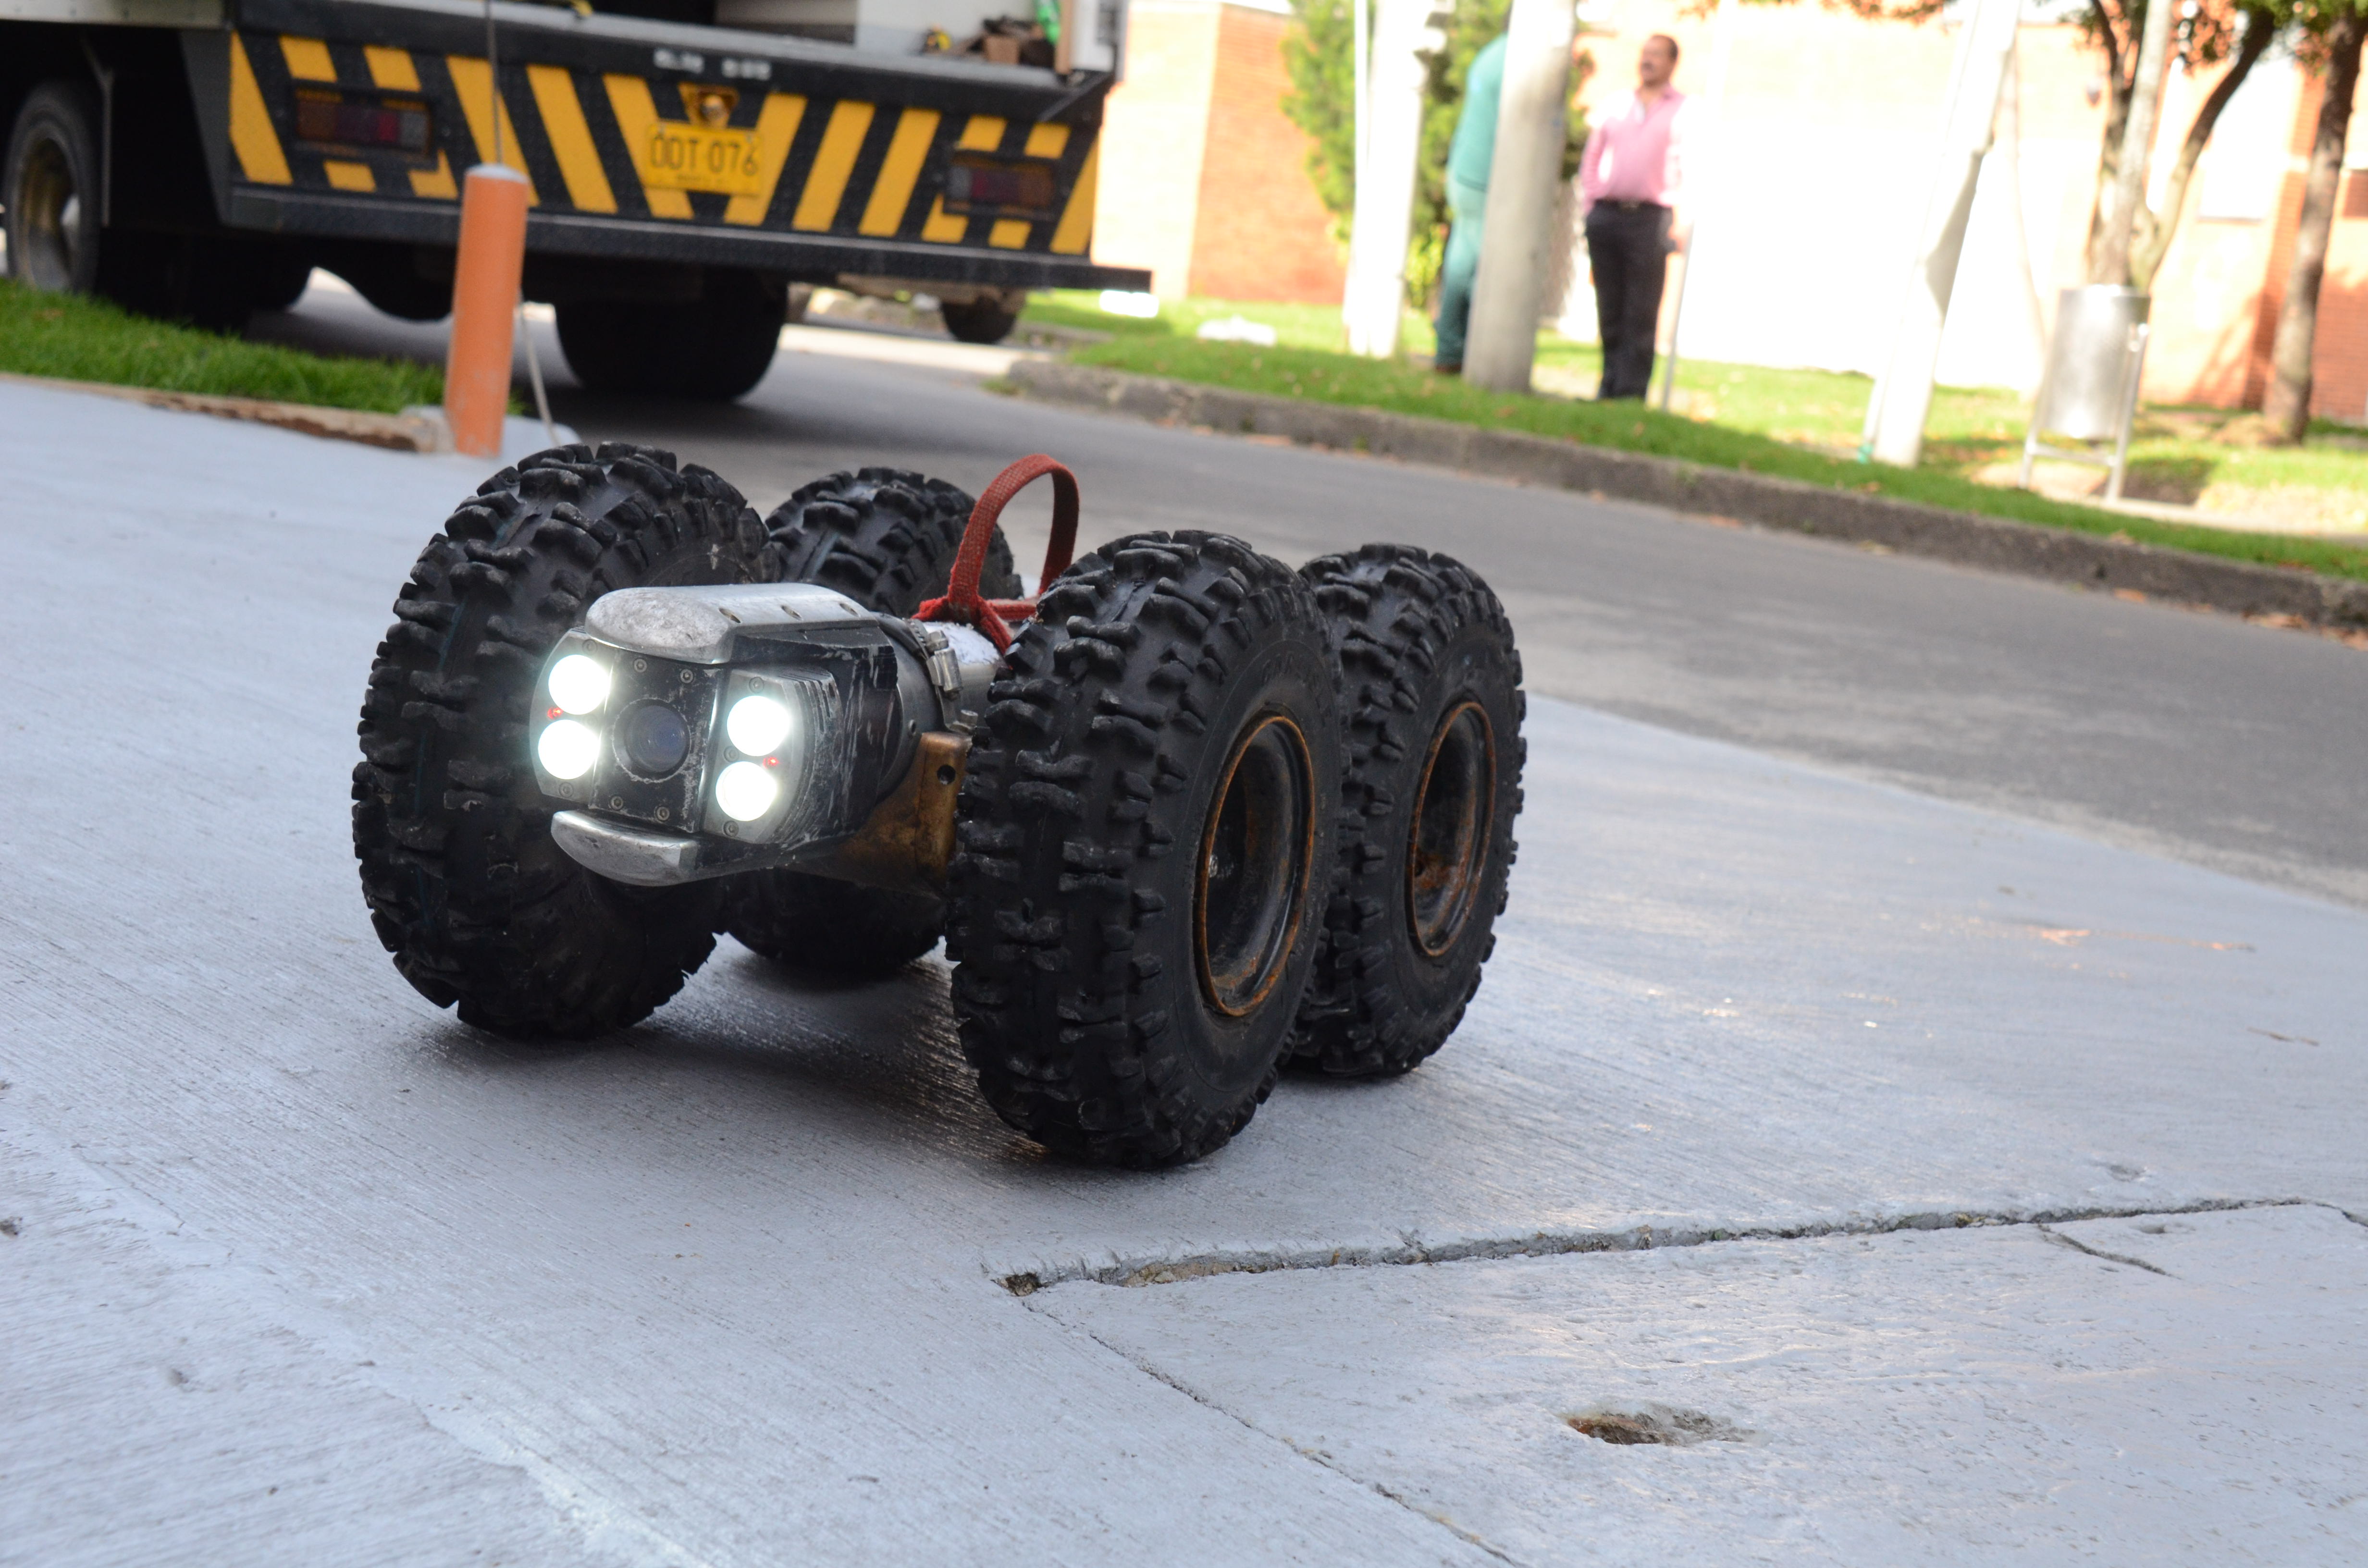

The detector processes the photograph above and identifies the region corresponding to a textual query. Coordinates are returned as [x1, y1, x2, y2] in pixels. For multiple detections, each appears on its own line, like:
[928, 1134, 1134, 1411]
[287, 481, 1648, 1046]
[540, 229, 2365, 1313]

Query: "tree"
[2091, 0, 2179, 284]
[1283, 0, 1587, 306]
[2080, 0, 2288, 291]
[1766, 0, 2284, 292]
[2262, 2, 2368, 439]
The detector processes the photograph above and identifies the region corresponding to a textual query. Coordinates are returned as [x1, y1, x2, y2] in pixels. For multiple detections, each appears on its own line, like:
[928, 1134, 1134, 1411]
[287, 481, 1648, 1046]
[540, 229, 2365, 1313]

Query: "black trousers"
[1585, 203, 1673, 401]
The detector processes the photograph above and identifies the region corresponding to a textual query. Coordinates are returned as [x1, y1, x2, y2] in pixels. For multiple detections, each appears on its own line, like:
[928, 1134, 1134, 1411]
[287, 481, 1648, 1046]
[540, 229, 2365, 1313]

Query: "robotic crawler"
[355, 444, 1523, 1167]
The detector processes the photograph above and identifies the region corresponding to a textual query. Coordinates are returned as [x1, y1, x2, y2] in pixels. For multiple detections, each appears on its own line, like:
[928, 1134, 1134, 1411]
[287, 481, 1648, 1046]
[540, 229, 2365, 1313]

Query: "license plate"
[638, 123, 763, 196]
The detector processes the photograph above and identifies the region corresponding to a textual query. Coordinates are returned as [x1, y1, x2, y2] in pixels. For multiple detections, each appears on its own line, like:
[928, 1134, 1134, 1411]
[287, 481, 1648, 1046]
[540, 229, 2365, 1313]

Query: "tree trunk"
[2263, 8, 2367, 441]
[2092, 0, 2178, 284]
[2083, 0, 2136, 279]
[2130, 5, 2277, 291]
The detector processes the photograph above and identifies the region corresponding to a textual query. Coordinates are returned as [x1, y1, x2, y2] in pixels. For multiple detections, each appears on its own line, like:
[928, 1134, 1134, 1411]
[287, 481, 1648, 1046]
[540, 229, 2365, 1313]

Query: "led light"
[537, 718, 601, 780]
[727, 693, 793, 757]
[547, 653, 611, 715]
[715, 760, 779, 822]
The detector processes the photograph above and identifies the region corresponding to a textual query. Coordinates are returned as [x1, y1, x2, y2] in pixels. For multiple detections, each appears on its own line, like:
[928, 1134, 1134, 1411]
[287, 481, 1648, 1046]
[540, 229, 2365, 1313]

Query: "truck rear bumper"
[226, 186, 1148, 289]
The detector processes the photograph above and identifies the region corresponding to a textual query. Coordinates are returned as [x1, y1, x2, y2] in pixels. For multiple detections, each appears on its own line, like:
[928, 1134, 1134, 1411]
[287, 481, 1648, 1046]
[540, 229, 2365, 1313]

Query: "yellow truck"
[1, 0, 1145, 394]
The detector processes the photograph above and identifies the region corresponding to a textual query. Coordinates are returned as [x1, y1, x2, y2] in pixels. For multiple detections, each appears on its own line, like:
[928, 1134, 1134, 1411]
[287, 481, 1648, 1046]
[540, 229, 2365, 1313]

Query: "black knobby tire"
[1290, 545, 1524, 1077]
[4, 82, 102, 294]
[556, 271, 785, 400]
[760, 468, 1019, 617]
[947, 531, 1340, 1167]
[940, 295, 1019, 345]
[719, 468, 1022, 977]
[353, 443, 770, 1037]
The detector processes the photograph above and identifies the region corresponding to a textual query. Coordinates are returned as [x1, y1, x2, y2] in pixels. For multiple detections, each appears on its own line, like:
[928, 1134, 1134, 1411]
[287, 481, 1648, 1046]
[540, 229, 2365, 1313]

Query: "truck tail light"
[293, 90, 432, 158]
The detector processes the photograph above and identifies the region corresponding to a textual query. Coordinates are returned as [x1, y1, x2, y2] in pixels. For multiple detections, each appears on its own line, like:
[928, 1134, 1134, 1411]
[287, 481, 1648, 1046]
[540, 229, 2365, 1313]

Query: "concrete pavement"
[1, 351, 2362, 1564]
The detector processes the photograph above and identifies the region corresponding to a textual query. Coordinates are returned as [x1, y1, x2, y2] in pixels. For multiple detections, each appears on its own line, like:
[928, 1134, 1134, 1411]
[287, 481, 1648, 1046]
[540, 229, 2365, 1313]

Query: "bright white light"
[547, 653, 611, 714]
[537, 718, 601, 780]
[727, 693, 793, 757]
[715, 760, 779, 822]
[1099, 289, 1159, 319]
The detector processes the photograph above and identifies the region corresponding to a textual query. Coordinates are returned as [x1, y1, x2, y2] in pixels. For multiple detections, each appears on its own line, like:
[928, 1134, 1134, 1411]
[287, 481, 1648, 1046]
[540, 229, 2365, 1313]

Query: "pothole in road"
[1565, 1403, 1756, 1447]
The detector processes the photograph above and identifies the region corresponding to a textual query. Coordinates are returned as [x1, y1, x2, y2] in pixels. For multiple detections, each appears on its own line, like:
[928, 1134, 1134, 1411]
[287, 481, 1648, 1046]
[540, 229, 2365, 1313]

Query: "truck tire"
[333, 253, 451, 322]
[947, 531, 1340, 1167]
[252, 248, 316, 312]
[4, 82, 101, 294]
[1290, 546, 1523, 1077]
[354, 443, 770, 1038]
[98, 234, 269, 331]
[720, 468, 1022, 977]
[940, 294, 1019, 345]
[555, 271, 785, 400]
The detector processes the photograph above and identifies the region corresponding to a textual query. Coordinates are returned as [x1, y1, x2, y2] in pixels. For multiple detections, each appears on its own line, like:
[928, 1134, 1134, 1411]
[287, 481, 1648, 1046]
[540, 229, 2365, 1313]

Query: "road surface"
[2, 294, 2362, 1565]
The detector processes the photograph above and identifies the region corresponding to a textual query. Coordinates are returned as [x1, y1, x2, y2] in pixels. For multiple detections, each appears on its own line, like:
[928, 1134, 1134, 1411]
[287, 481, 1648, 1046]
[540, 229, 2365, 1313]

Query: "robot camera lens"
[617, 700, 691, 778]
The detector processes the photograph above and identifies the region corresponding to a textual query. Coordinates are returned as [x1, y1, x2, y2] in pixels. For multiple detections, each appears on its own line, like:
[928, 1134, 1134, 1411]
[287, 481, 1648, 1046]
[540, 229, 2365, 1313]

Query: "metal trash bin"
[2019, 285, 2152, 502]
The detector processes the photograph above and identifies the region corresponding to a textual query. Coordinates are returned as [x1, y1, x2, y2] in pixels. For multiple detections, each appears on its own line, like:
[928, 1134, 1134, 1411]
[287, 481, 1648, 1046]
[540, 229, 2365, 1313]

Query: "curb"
[1006, 360, 2368, 634]
[0, 372, 448, 452]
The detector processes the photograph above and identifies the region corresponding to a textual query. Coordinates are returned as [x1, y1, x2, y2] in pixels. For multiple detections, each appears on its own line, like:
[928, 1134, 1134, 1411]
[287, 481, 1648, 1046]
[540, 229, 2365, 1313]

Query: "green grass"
[0, 279, 441, 413]
[1061, 334, 2368, 585]
[1024, 288, 1439, 356]
[1027, 287, 2368, 543]
[1542, 340, 2368, 509]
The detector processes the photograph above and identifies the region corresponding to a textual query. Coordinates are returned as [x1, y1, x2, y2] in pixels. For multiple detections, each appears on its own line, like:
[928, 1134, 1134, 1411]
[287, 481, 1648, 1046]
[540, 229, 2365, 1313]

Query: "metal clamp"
[910, 621, 973, 731]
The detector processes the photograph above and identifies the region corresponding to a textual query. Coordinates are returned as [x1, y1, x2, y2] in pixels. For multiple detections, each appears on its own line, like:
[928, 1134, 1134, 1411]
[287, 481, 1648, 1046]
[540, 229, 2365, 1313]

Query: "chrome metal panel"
[585, 582, 872, 665]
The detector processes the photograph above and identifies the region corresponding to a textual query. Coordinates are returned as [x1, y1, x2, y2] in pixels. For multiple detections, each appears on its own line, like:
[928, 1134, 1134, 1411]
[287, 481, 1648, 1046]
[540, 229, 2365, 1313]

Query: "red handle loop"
[914, 454, 1079, 653]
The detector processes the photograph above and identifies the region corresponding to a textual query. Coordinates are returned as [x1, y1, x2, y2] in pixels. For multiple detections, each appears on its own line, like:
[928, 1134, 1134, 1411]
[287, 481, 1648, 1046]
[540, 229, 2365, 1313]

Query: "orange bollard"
[443, 163, 530, 459]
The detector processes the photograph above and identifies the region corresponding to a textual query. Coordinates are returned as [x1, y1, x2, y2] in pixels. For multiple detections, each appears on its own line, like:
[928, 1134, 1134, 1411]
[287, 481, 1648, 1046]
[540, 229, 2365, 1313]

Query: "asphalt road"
[4, 356, 2364, 1564]
[251, 283, 2368, 908]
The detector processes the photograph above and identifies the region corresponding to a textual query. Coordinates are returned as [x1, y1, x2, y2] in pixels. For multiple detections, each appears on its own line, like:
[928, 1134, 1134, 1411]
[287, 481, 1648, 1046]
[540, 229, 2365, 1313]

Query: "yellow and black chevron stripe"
[222, 29, 1100, 257]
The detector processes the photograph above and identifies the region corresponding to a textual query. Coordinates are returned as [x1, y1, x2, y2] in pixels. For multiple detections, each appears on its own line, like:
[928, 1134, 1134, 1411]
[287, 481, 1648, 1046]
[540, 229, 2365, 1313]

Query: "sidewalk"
[2, 379, 2361, 1565]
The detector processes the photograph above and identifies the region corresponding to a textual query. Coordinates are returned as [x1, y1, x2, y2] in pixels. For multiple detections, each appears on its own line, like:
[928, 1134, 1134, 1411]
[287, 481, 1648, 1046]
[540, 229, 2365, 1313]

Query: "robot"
[355, 444, 1522, 1166]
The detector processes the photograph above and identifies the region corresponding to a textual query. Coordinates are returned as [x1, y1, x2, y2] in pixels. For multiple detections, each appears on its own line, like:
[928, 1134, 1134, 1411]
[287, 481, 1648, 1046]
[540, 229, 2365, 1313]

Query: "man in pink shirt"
[1579, 34, 1688, 400]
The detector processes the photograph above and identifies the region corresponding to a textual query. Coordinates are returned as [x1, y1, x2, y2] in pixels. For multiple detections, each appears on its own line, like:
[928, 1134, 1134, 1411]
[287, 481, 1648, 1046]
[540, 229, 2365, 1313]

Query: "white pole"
[1464, 0, 1576, 391]
[1996, 35, 2048, 390]
[1859, 0, 2019, 466]
[1344, 0, 1434, 357]
[1656, 0, 1737, 410]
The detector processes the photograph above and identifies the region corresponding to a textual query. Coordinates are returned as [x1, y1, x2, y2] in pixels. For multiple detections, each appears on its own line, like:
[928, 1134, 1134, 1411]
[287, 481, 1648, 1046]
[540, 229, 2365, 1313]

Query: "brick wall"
[1095, 1, 1225, 297]
[1185, 4, 1348, 301]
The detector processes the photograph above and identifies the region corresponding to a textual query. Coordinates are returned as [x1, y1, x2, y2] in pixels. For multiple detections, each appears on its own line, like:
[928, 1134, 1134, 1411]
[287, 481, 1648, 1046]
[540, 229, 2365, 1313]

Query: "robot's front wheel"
[353, 443, 767, 1038]
[947, 531, 1341, 1168]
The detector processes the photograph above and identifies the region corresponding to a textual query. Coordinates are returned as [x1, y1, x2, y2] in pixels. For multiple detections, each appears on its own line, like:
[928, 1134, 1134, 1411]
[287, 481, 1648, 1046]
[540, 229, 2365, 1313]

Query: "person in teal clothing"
[1431, 33, 1505, 375]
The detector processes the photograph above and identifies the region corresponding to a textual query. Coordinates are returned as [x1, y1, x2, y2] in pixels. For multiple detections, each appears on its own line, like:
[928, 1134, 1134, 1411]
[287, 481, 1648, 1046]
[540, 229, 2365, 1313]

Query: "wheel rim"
[1196, 713, 1317, 1017]
[1406, 701, 1495, 957]
[15, 133, 82, 290]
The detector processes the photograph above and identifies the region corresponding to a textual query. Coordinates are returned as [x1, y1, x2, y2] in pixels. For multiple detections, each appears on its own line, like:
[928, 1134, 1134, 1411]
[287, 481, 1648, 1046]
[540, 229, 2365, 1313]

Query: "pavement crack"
[1003, 1197, 2314, 1291]
[1038, 1306, 1523, 1566]
[2035, 1223, 2172, 1276]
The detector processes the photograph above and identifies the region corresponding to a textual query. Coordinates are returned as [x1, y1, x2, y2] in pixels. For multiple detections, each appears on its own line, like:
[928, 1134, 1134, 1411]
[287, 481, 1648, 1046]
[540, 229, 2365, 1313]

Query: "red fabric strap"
[913, 454, 1079, 653]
